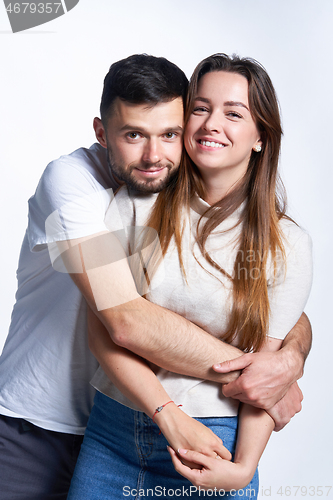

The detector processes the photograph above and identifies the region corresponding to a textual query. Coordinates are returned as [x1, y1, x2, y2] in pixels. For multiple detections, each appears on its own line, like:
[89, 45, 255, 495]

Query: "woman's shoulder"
[278, 216, 312, 256]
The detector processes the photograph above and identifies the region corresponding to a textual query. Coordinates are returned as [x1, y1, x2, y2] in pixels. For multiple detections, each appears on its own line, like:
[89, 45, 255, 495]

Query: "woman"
[68, 54, 312, 499]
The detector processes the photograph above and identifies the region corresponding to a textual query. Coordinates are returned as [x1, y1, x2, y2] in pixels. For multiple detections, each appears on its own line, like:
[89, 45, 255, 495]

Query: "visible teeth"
[200, 140, 224, 148]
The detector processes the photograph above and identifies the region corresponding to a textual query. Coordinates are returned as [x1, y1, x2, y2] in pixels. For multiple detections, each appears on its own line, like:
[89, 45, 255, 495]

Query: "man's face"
[95, 97, 184, 193]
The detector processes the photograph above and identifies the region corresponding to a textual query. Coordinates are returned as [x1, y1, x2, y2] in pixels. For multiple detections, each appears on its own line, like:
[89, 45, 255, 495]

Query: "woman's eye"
[193, 106, 208, 114]
[227, 112, 242, 119]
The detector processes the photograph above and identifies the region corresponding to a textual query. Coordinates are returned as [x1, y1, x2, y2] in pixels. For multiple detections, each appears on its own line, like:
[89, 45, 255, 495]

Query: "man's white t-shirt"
[0, 143, 118, 434]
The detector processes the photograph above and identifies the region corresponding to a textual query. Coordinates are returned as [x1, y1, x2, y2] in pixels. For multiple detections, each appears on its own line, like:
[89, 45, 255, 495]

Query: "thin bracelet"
[152, 401, 182, 422]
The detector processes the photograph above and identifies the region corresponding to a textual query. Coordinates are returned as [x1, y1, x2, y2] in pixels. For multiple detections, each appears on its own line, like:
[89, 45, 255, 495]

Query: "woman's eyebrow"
[224, 100, 249, 111]
[194, 97, 210, 103]
[194, 97, 249, 111]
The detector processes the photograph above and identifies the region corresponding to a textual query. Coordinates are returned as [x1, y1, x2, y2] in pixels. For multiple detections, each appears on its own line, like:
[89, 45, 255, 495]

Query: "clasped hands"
[158, 349, 303, 489]
[213, 349, 303, 432]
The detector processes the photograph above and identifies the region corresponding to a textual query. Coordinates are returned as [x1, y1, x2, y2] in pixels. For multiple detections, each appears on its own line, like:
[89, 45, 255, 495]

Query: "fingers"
[168, 446, 190, 477]
[272, 395, 303, 431]
[176, 448, 210, 469]
[273, 412, 291, 432]
[274, 421, 288, 432]
[267, 384, 303, 432]
[167, 447, 204, 478]
[215, 443, 232, 461]
[213, 354, 251, 373]
[199, 433, 231, 461]
[221, 376, 268, 407]
[221, 379, 245, 399]
[294, 382, 303, 402]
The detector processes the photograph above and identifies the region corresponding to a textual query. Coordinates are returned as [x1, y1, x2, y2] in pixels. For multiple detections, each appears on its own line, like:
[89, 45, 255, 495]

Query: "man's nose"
[142, 139, 163, 164]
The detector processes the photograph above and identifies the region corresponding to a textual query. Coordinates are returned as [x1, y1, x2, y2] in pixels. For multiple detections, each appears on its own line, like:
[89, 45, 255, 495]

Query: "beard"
[107, 154, 179, 194]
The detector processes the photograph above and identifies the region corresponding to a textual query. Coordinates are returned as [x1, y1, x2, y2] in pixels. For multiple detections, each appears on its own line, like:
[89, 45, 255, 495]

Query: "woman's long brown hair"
[146, 54, 287, 352]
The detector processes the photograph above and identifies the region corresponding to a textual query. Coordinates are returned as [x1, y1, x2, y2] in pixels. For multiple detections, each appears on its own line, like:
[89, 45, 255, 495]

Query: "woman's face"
[184, 71, 261, 192]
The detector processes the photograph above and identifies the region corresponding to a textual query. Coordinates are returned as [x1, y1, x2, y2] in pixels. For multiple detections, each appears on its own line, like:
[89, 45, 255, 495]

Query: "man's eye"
[127, 132, 140, 140]
[164, 132, 176, 139]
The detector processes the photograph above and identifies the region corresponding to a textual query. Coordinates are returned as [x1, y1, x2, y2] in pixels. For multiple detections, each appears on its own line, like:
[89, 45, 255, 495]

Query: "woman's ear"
[253, 140, 262, 153]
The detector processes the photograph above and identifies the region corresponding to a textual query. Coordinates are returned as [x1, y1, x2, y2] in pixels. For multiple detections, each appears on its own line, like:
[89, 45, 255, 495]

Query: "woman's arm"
[169, 404, 274, 491]
[88, 307, 232, 465]
[168, 337, 282, 491]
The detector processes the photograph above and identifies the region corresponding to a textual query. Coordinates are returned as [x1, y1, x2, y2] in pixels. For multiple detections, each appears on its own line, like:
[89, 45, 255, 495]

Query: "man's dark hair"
[100, 54, 188, 125]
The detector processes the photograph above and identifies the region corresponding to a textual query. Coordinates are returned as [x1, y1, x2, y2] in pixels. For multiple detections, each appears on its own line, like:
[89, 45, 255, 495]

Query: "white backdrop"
[1, 0, 332, 497]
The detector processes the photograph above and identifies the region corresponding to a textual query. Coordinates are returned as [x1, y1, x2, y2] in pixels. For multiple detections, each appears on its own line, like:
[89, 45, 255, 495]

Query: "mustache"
[131, 162, 171, 171]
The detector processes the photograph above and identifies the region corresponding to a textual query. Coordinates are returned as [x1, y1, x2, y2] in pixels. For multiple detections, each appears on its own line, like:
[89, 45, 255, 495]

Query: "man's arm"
[60, 232, 243, 384]
[58, 232, 311, 413]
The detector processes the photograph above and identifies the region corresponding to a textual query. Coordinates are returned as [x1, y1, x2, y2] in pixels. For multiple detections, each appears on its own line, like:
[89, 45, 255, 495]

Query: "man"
[0, 55, 311, 500]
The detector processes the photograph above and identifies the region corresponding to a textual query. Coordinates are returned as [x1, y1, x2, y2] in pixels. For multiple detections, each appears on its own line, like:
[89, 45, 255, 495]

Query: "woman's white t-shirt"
[92, 187, 313, 418]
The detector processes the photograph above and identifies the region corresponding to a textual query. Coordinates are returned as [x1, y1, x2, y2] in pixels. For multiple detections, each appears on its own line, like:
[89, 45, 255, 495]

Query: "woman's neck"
[201, 168, 246, 205]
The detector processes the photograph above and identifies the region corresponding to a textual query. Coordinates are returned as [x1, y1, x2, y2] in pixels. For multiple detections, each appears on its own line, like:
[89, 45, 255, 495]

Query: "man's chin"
[128, 179, 168, 193]
[127, 174, 175, 193]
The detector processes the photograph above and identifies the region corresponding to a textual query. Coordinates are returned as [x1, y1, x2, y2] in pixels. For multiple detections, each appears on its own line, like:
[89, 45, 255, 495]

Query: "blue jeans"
[68, 392, 258, 499]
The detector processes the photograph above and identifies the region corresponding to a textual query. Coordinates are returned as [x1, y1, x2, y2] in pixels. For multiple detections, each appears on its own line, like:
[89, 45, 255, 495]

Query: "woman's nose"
[202, 112, 222, 133]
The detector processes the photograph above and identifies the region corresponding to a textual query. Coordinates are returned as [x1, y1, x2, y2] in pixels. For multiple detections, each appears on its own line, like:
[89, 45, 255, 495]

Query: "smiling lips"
[199, 139, 225, 149]
[135, 166, 166, 176]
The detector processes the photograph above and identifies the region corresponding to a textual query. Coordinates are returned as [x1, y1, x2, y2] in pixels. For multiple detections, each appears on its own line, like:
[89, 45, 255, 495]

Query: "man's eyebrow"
[120, 124, 147, 133]
[195, 97, 249, 111]
[163, 126, 184, 133]
[120, 124, 183, 133]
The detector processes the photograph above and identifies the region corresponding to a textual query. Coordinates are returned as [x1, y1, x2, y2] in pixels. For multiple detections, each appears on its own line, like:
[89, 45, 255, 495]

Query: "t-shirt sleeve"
[27, 159, 114, 252]
[267, 225, 313, 340]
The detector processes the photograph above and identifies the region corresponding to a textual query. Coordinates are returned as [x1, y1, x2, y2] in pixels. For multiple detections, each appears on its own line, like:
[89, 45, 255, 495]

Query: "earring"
[254, 144, 262, 152]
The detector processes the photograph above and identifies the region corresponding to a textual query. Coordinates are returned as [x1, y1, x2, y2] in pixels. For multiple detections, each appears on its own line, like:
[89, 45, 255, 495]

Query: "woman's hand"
[154, 404, 232, 468]
[168, 447, 252, 491]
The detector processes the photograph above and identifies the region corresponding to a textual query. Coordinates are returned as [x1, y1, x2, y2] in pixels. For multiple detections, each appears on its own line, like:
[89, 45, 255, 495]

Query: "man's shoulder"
[44, 143, 108, 184]
[28, 144, 116, 231]
[31, 143, 118, 207]
[27, 144, 116, 250]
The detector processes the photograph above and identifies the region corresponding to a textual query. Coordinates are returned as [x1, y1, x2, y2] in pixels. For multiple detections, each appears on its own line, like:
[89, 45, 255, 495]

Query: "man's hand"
[213, 314, 311, 430]
[213, 349, 300, 409]
[267, 382, 303, 431]
[213, 343, 305, 431]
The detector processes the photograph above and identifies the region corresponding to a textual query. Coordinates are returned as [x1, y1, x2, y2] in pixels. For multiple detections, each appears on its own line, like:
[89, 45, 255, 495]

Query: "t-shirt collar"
[190, 193, 246, 220]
